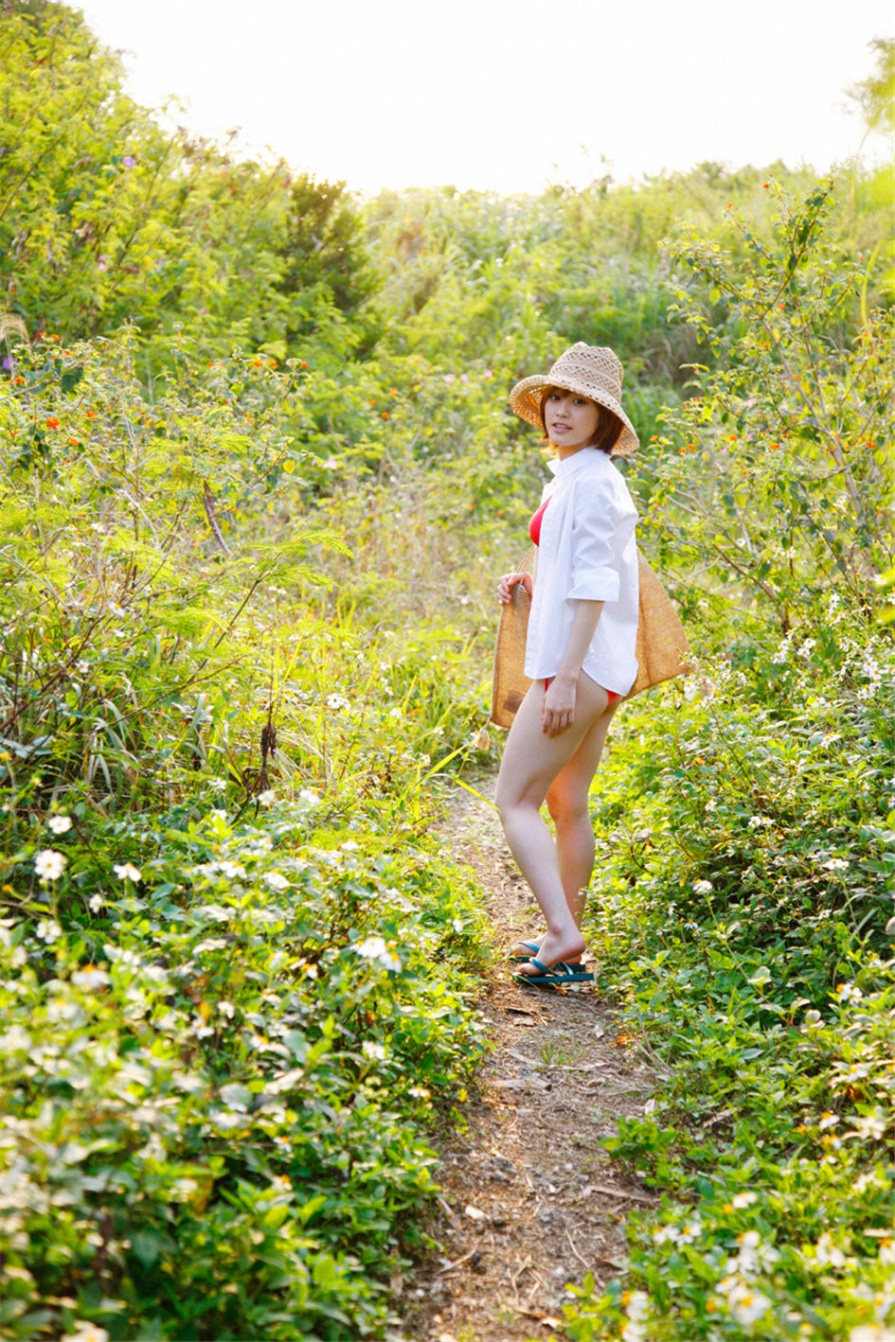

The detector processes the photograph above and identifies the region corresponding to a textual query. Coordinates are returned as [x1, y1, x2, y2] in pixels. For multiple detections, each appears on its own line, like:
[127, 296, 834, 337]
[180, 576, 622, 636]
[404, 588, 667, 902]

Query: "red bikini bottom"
[544, 677, 622, 704]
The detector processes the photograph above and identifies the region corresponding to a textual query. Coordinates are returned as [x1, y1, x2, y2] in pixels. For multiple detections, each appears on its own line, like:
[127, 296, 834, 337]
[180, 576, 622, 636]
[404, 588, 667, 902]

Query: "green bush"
[560, 602, 895, 1339]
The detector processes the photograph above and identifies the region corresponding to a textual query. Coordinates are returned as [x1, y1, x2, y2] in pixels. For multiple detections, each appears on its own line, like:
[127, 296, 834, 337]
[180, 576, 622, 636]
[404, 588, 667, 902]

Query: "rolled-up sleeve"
[567, 479, 621, 602]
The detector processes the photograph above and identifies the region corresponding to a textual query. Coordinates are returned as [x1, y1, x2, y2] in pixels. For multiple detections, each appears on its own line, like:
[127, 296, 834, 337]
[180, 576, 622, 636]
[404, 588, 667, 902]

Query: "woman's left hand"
[542, 674, 577, 735]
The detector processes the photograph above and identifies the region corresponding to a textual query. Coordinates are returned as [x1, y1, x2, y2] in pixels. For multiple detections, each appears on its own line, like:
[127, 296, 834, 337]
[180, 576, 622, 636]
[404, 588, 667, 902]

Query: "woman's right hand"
[497, 572, 533, 605]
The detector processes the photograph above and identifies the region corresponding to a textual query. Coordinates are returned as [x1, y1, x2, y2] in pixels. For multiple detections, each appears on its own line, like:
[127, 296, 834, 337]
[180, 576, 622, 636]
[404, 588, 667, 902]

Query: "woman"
[495, 343, 640, 987]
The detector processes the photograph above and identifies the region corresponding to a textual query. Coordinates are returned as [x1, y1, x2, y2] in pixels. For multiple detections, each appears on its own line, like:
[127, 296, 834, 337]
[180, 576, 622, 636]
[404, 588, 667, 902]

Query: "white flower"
[355, 936, 402, 973]
[824, 857, 849, 872]
[0, 1025, 31, 1052]
[218, 861, 246, 880]
[814, 1232, 848, 1268]
[257, 790, 276, 806]
[210, 1110, 243, 1131]
[341, 839, 359, 852]
[356, 936, 388, 961]
[851, 1111, 887, 1141]
[325, 693, 350, 712]
[62, 1324, 109, 1342]
[725, 1281, 771, 1326]
[48, 815, 72, 835]
[362, 1040, 386, 1061]
[693, 879, 714, 895]
[732, 1228, 779, 1274]
[621, 1290, 651, 1342]
[264, 871, 290, 891]
[452, 918, 464, 934]
[72, 967, 110, 990]
[408, 1085, 430, 1099]
[88, 893, 105, 913]
[797, 638, 817, 660]
[849, 1328, 895, 1342]
[36, 919, 62, 944]
[298, 788, 320, 806]
[731, 1191, 758, 1209]
[113, 862, 141, 882]
[35, 849, 66, 880]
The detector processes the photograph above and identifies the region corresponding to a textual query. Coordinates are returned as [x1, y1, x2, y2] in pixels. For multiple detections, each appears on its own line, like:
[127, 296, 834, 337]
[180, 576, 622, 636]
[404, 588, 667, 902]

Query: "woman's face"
[542, 388, 600, 457]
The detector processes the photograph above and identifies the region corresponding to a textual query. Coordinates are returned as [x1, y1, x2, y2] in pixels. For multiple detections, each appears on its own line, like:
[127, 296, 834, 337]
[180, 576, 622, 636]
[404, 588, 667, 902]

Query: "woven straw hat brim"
[509, 339, 640, 458]
[509, 373, 639, 457]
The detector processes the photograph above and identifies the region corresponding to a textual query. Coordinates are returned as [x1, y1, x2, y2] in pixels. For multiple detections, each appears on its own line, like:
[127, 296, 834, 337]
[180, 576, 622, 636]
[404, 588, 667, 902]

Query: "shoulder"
[572, 456, 635, 511]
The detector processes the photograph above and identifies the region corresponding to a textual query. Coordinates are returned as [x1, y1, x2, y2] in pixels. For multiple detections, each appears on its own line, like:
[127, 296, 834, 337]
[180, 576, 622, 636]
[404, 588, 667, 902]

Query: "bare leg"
[495, 673, 615, 972]
[547, 703, 619, 924]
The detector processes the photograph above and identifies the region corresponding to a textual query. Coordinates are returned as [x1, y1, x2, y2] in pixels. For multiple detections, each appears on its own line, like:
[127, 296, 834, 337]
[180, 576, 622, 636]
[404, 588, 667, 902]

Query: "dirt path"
[394, 779, 660, 1342]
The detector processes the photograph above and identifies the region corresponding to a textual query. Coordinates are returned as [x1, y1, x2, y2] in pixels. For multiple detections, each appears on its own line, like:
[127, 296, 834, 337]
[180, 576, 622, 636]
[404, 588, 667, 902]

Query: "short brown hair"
[537, 386, 624, 456]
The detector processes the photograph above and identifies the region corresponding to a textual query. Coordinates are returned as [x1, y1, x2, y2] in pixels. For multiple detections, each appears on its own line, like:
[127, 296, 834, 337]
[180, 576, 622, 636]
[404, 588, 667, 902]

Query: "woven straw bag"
[490, 550, 691, 728]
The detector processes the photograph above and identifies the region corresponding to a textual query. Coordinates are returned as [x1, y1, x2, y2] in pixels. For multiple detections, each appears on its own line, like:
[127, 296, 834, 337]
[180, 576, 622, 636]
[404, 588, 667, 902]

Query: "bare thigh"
[496, 673, 615, 811]
[547, 701, 619, 815]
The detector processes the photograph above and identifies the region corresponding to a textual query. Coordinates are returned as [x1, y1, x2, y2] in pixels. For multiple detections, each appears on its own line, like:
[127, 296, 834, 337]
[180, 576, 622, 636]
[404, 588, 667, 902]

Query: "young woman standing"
[495, 344, 640, 987]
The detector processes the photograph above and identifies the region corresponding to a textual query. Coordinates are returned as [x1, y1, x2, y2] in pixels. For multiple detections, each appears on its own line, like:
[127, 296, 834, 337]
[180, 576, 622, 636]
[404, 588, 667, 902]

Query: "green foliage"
[847, 37, 895, 137]
[558, 595, 895, 1338]
[555, 176, 895, 1339]
[0, 328, 491, 1339]
[0, 5, 374, 369]
[0, 801, 488, 1340]
[2, 11, 895, 1336]
[638, 181, 895, 633]
[280, 174, 383, 356]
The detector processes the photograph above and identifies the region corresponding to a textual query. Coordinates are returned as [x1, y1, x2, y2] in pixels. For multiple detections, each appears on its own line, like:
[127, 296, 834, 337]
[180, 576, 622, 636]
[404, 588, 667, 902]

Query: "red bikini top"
[529, 496, 551, 546]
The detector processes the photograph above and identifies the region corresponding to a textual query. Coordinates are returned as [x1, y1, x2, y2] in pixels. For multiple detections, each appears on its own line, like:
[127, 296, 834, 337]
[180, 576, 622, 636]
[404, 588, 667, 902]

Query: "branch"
[203, 483, 232, 556]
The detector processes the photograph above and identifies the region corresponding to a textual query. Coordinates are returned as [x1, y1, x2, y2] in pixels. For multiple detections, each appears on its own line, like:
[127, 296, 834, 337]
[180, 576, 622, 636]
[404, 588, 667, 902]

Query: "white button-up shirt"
[524, 447, 639, 696]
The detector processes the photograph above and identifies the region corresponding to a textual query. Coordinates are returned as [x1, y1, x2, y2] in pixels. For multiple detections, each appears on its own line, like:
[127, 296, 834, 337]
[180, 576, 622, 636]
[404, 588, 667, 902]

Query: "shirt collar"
[548, 447, 608, 479]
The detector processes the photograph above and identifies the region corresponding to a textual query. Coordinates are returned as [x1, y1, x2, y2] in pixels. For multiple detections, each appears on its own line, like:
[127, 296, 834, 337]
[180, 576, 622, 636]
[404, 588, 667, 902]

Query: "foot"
[515, 930, 586, 977]
[514, 958, 594, 988]
[511, 938, 586, 969]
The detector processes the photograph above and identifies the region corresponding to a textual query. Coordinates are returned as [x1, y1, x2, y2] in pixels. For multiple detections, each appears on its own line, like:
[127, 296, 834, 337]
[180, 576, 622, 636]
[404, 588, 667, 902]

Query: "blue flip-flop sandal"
[514, 957, 594, 989]
[510, 941, 585, 972]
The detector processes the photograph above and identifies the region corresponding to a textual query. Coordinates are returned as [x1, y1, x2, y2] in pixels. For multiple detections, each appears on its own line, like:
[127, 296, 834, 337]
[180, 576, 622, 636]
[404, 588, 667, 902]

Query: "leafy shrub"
[560, 605, 895, 1339]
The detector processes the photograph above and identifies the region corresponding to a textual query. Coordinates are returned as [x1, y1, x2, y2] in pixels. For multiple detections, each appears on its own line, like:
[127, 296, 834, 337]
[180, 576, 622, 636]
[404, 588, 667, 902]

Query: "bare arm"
[542, 599, 604, 735]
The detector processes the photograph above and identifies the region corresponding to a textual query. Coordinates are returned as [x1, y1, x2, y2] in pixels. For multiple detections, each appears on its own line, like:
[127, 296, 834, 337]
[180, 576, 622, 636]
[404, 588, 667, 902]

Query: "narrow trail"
[395, 779, 660, 1342]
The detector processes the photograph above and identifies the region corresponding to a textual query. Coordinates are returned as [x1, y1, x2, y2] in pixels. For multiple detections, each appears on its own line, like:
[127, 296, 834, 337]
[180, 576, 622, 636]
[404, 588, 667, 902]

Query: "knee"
[494, 777, 515, 825]
[495, 776, 538, 827]
[545, 784, 588, 830]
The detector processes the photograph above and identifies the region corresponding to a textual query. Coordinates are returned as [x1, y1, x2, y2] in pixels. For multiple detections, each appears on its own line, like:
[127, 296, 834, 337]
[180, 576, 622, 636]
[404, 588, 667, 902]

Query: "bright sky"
[78, 0, 892, 195]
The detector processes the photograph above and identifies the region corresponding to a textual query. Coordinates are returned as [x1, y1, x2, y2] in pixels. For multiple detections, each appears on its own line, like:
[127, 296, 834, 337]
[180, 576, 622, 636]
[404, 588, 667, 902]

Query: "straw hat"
[508, 343, 639, 456]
